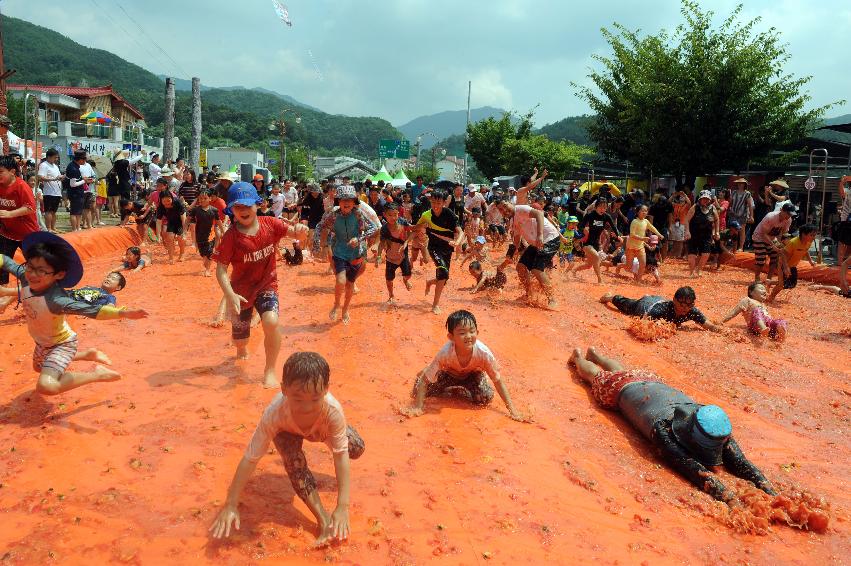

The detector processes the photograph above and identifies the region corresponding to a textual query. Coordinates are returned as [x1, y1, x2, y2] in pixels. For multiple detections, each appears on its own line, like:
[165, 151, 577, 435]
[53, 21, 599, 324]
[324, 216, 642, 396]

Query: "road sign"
[267, 158, 277, 165]
[804, 177, 816, 191]
[269, 139, 281, 148]
[199, 148, 207, 168]
[378, 139, 410, 159]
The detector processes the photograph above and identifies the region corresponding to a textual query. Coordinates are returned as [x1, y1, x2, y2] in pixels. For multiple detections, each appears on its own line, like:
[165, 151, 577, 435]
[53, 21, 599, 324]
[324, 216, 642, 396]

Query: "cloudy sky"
[6, 0, 850, 126]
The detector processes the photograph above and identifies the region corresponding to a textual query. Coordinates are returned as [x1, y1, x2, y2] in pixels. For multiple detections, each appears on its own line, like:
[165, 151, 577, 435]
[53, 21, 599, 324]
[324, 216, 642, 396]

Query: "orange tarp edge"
[12, 226, 142, 264]
[726, 251, 844, 285]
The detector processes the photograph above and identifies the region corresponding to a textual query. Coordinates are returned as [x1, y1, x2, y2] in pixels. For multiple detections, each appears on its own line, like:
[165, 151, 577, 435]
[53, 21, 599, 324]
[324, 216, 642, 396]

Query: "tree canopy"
[465, 111, 593, 181]
[575, 0, 837, 179]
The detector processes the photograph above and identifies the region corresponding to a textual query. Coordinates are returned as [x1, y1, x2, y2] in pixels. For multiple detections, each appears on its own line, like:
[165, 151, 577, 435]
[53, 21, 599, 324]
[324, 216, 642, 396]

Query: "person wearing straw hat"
[0, 232, 148, 394]
[727, 178, 754, 251]
[569, 347, 776, 503]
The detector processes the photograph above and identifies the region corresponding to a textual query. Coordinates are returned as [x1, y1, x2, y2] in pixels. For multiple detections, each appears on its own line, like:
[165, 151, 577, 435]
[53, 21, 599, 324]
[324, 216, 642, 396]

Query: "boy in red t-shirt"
[0, 155, 40, 311]
[213, 182, 292, 388]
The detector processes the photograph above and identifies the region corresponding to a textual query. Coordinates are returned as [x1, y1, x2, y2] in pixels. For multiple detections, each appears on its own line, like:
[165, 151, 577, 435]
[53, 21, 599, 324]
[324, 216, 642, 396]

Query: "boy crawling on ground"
[210, 352, 365, 547]
[401, 309, 527, 421]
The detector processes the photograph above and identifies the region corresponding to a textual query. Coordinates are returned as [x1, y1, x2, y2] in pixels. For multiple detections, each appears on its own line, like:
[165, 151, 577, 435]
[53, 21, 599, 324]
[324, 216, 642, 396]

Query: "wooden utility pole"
[163, 78, 175, 161]
[0, 11, 18, 156]
[190, 77, 201, 169]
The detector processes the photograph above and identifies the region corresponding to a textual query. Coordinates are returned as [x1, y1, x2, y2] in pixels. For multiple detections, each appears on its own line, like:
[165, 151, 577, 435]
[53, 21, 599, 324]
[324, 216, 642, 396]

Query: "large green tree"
[466, 111, 592, 180]
[575, 1, 837, 180]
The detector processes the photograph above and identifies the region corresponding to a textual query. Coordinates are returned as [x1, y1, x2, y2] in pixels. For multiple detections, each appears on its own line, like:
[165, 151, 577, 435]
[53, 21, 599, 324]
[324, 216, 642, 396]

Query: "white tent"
[390, 168, 412, 188]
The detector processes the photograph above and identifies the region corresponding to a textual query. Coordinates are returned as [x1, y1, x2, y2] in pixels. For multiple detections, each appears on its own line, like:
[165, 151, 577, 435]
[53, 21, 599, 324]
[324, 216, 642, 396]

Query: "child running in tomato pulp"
[209, 352, 365, 547]
[401, 309, 526, 421]
[721, 282, 787, 341]
[0, 232, 147, 395]
[188, 190, 221, 276]
[213, 181, 293, 387]
[375, 201, 414, 304]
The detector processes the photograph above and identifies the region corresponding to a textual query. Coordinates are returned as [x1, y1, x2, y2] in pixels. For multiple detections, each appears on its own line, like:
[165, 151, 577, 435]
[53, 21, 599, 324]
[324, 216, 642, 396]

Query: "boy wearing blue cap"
[213, 182, 294, 388]
[569, 347, 776, 503]
[0, 232, 148, 395]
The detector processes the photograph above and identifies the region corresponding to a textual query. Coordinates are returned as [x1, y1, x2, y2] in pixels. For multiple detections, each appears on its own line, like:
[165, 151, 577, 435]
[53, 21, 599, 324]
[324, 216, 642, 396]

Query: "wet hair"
[119, 198, 131, 209]
[126, 246, 142, 260]
[468, 260, 482, 272]
[383, 201, 400, 211]
[159, 190, 173, 202]
[673, 286, 696, 303]
[798, 224, 817, 236]
[747, 282, 764, 299]
[24, 242, 69, 274]
[196, 190, 211, 199]
[520, 175, 531, 186]
[109, 271, 127, 291]
[0, 155, 20, 172]
[446, 309, 477, 333]
[593, 197, 608, 208]
[282, 351, 330, 392]
[430, 189, 448, 200]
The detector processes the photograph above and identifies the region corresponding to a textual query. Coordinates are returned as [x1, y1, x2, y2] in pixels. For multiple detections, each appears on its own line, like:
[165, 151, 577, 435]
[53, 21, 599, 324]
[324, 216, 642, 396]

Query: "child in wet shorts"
[400, 310, 525, 421]
[376, 202, 414, 303]
[209, 352, 365, 548]
[0, 232, 147, 395]
[188, 190, 220, 277]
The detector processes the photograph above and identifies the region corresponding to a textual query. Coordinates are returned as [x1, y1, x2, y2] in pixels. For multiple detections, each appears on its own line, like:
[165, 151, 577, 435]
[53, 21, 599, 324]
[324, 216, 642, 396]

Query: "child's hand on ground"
[329, 505, 350, 541]
[209, 505, 240, 539]
[122, 308, 149, 319]
[399, 405, 424, 418]
[509, 410, 532, 423]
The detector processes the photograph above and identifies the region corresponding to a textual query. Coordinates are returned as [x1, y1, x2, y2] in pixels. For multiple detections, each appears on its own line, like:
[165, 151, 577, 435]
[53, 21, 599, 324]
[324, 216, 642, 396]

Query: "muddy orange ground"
[0, 243, 848, 565]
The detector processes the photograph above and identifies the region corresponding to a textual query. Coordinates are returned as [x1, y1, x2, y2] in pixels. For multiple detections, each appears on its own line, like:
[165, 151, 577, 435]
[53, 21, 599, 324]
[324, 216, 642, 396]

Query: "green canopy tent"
[371, 165, 394, 183]
[391, 168, 412, 188]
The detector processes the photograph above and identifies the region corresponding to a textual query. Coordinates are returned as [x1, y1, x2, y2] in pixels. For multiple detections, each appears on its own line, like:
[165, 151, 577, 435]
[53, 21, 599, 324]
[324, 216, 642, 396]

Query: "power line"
[113, 1, 190, 79]
[88, 0, 163, 68]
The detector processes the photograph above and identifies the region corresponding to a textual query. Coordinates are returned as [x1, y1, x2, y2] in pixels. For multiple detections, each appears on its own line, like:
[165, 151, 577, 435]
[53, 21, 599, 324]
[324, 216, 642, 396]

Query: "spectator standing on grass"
[38, 149, 65, 233]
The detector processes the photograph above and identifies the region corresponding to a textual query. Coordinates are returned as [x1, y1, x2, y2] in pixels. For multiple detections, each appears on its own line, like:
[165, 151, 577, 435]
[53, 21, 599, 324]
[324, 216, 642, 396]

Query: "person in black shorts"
[416, 189, 461, 314]
[575, 197, 619, 283]
[155, 190, 187, 264]
[189, 190, 220, 276]
[684, 190, 720, 277]
[599, 286, 723, 331]
[376, 202, 414, 304]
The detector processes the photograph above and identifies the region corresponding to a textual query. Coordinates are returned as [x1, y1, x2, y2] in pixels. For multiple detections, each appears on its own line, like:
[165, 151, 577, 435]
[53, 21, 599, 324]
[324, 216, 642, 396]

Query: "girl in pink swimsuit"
[721, 282, 787, 341]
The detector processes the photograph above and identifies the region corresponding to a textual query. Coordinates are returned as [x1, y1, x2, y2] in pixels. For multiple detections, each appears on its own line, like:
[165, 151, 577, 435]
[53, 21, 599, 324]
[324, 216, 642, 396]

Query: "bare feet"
[94, 365, 121, 383]
[0, 295, 12, 314]
[208, 316, 225, 328]
[431, 305, 441, 315]
[568, 348, 582, 367]
[77, 348, 112, 365]
[599, 292, 614, 304]
[546, 298, 558, 311]
[262, 368, 278, 389]
[203, 270, 211, 277]
[404, 279, 413, 291]
[341, 311, 350, 325]
[236, 345, 249, 360]
[329, 307, 339, 322]
[387, 297, 397, 305]
[353, 284, 360, 295]
[425, 280, 434, 296]
[585, 346, 604, 365]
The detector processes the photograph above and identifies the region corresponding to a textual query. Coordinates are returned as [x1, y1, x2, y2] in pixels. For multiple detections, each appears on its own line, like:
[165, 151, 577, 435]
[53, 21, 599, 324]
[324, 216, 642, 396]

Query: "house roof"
[7, 83, 145, 120]
[819, 122, 851, 134]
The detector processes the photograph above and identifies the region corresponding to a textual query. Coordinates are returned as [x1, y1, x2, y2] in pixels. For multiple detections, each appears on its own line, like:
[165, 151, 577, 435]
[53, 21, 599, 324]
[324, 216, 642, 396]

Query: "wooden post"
[190, 77, 201, 169]
[163, 78, 175, 161]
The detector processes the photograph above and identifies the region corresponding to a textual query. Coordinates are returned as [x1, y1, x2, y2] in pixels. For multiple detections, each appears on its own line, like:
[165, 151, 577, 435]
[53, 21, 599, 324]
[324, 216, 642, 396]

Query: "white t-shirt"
[38, 161, 63, 197]
[283, 187, 299, 207]
[423, 340, 500, 382]
[752, 210, 792, 243]
[485, 204, 503, 225]
[243, 392, 348, 462]
[78, 162, 96, 193]
[465, 192, 486, 211]
[148, 162, 162, 186]
[270, 193, 285, 217]
[512, 204, 561, 244]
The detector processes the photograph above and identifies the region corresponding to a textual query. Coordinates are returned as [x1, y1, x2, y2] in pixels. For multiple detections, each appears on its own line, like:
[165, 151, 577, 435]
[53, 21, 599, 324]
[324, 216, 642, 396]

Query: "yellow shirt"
[783, 236, 811, 267]
[627, 218, 661, 250]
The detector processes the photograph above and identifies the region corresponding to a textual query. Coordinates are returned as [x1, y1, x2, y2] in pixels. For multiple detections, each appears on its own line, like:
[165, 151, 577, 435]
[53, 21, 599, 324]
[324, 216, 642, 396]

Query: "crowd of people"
[1, 131, 849, 547]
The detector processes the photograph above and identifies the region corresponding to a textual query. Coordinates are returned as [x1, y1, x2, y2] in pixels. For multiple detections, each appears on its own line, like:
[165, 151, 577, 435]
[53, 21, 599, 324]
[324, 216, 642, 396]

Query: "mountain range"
[157, 75, 321, 113]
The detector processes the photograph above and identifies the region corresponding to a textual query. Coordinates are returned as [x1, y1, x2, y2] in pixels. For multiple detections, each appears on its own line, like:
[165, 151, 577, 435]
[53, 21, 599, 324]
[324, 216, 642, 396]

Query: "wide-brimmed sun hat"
[769, 179, 789, 189]
[22, 232, 83, 288]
